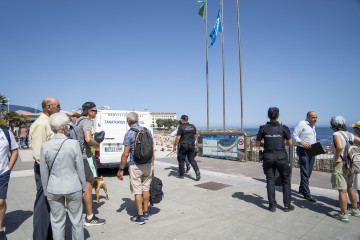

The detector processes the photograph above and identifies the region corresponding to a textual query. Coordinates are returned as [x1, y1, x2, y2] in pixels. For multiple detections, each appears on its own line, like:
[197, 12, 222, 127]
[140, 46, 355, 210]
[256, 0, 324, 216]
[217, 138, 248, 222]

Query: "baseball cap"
[66, 109, 82, 117]
[81, 102, 96, 116]
[181, 115, 188, 121]
[330, 116, 346, 127]
[350, 121, 360, 128]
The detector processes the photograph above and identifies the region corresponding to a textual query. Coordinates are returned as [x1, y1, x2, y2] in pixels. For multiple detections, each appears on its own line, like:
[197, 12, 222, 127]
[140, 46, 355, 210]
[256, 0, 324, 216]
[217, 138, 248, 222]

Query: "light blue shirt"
[123, 123, 153, 166]
[293, 120, 317, 147]
[0, 128, 18, 175]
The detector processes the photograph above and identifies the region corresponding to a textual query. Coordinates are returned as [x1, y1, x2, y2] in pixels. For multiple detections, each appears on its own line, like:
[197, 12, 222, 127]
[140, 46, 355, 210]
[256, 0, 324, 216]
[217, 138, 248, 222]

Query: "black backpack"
[0, 127, 11, 147]
[130, 127, 153, 164]
[150, 174, 163, 206]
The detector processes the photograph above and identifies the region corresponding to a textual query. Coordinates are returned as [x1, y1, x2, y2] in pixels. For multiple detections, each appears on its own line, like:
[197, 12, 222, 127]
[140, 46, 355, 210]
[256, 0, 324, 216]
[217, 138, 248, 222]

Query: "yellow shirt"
[29, 113, 54, 164]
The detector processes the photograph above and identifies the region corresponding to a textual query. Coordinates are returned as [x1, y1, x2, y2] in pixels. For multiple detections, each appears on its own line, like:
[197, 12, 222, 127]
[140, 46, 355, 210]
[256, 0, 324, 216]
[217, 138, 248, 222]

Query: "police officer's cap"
[181, 115, 188, 121]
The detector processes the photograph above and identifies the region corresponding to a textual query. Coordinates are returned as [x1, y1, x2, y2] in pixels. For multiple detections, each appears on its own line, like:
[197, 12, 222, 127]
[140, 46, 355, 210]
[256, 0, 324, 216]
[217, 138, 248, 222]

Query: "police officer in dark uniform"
[256, 107, 294, 212]
[173, 115, 201, 181]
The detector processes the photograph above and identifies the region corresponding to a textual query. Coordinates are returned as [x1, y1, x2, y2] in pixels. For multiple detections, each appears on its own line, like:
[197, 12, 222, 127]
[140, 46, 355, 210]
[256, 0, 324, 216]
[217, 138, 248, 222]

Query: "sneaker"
[195, 171, 201, 181]
[347, 208, 360, 217]
[268, 205, 276, 212]
[84, 215, 106, 226]
[186, 164, 191, 172]
[177, 174, 184, 179]
[130, 215, 145, 225]
[143, 211, 150, 220]
[334, 212, 349, 223]
[284, 205, 295, 212]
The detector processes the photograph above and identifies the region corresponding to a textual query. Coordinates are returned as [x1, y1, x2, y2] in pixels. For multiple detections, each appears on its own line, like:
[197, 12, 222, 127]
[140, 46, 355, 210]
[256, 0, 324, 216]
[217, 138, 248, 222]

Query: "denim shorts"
[0, 170, 10, 199]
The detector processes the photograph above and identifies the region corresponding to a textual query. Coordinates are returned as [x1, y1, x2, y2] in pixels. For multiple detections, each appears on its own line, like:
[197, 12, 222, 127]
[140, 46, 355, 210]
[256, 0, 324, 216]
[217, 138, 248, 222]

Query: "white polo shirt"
[0, 128, 18, 175]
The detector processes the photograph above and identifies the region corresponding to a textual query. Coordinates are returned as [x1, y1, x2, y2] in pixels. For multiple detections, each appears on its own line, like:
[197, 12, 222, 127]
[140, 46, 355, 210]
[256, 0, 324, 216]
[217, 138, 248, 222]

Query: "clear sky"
[1, 0, 359, 129]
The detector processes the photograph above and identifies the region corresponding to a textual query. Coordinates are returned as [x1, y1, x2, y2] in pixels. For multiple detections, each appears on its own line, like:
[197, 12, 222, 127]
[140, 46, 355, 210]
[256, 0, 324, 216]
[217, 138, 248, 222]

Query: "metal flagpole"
[236, 0, 243, 132]
[205, 1, 209, 130]
[221, 0, 226, 131]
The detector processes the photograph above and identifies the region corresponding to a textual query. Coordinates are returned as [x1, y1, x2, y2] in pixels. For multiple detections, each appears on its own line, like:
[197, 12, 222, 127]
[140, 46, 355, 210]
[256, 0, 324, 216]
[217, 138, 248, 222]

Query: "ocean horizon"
[197, 126, 356, 145]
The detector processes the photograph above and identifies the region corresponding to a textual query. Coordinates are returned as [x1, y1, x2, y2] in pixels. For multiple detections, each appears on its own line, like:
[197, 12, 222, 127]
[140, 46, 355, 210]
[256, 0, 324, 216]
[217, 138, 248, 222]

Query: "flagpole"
[236, 0, 243, 132]
[205, 1, 209, 130]
[221, 0, 226, 131]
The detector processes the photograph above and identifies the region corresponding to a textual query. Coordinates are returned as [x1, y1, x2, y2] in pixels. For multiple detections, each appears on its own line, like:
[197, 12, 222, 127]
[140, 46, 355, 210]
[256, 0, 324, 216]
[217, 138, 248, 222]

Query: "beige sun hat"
[66, 109, 82, 117]
[350, 121, 360, 128]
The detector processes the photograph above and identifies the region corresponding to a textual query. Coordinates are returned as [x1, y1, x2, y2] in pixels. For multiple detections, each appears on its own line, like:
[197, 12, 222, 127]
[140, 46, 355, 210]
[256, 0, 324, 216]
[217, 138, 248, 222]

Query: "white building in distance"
[151, 112, 177, 128]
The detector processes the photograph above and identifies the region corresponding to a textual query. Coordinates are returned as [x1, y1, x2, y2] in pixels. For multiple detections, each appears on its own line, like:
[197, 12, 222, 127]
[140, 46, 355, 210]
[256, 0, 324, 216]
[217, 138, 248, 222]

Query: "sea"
[198, 126, 356, 146]
[243, 126, 356, 146]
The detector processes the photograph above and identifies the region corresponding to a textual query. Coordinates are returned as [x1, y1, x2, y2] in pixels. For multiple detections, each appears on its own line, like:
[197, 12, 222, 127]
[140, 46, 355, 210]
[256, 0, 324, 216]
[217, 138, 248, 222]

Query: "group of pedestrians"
[29, 97, 105, 240]
[256, 107, 360, 223]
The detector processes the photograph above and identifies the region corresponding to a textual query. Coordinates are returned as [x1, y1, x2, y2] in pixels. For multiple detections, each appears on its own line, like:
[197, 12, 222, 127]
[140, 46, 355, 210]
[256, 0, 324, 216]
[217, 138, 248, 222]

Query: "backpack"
[338, 132, 360, 174]
[130, 127, 153, 164]
[0, 127, 11, 148]
[150, 174, 163, 206]
[67, 118, 85, 153]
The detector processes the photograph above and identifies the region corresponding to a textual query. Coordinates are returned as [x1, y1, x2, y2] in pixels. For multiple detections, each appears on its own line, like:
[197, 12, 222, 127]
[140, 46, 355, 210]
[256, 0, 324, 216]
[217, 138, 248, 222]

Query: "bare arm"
[354, 135, 360, 148]
[256, 141, 263, 147]
[173, 136, 181, 152]
[117, 146, 130, 180]
[286, 139, 292, 147]
[333, 135, 343, 165]
[84, 131, 100, 148]
[8, 149, 18, 171]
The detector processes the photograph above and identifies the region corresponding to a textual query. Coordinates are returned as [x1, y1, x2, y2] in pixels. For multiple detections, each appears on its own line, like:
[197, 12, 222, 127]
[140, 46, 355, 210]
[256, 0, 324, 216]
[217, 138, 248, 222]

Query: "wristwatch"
[119, 168, 124, 172]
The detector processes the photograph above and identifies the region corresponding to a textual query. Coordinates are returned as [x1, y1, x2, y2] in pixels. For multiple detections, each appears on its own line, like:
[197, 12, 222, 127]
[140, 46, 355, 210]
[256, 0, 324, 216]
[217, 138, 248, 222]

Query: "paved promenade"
[4, 149, 359, 240]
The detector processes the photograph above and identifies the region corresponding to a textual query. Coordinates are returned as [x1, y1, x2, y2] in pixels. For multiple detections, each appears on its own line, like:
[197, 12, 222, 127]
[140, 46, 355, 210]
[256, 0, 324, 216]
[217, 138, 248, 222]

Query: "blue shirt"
[123, 123, 153, 165]
[293, 120, 317, 147]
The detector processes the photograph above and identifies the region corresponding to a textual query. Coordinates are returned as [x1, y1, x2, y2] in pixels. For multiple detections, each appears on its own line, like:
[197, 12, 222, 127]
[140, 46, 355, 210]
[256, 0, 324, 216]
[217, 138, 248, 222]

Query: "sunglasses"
[90, 109, 98, 113]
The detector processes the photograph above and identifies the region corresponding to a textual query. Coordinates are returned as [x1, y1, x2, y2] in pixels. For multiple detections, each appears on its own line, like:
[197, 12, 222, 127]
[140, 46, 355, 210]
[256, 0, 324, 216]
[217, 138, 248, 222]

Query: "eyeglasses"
[90, 109, 98, 113]
[56, 105, 60, 109]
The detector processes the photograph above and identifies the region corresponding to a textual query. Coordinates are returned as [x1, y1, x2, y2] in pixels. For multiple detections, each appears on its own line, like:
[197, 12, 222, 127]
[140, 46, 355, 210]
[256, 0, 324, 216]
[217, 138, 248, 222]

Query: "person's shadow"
[232, 192, 270, 210]
[117, 198, 160, 217]
[3, 210, 32, 234]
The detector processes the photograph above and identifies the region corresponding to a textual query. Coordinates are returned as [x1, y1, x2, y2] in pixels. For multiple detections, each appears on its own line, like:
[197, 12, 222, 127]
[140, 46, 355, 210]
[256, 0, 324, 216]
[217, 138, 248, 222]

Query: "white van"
[93, 110, 153, 169]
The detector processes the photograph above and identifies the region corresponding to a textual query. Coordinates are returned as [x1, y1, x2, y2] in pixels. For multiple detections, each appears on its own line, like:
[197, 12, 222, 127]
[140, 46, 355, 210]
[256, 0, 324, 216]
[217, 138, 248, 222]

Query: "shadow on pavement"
[232, 192, 269, 210]
[117, 198, 160, 218]
[4, 210, 32, 234]
[65, 216, 90, 240]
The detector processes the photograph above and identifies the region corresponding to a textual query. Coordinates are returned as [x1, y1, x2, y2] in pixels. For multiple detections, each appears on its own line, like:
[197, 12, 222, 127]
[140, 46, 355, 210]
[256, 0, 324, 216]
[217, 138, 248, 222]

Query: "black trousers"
[177, 143, 199, 176]
[262, 151, 291, 207]
[33, 162, 52, 240]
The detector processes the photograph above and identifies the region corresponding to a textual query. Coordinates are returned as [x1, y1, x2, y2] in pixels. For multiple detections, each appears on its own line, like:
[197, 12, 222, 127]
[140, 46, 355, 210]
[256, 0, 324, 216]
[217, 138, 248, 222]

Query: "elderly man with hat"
[76, 102, 106, 226]
[350, 121, 360, 209]
[173, 115, 200, 181]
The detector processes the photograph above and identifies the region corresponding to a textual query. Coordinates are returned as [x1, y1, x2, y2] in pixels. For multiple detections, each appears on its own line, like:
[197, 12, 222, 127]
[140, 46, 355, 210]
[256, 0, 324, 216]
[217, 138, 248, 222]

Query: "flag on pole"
[209, 4, 222, 48]
[197, 1, 206, 19]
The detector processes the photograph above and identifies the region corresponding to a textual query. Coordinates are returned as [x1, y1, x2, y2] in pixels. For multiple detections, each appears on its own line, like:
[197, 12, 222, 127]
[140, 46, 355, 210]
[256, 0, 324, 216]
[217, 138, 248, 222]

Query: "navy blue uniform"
[177, 123, 199, 176]
[257, 121, 292, 208]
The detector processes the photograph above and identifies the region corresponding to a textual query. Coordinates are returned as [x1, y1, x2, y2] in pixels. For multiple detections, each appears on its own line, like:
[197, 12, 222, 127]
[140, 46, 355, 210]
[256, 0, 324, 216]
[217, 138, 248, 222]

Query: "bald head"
[42, 97, 61, 116]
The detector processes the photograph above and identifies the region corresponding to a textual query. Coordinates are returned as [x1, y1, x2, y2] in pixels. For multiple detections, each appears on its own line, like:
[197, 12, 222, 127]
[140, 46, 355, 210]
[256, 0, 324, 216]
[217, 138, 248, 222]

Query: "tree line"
[0, 93, 31, 132]
[155, 118, 178, 130]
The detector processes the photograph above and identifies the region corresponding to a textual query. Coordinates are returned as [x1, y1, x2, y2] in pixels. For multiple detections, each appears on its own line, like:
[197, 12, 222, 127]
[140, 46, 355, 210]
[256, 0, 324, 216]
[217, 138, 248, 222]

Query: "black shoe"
[284, 205, 295, 212]
[178, 175, 184, 179]
[195, 171, 201, 181]
[299, 189, 304, 195]
[304, 195, 317, 203]
[186, 164, 191, 172]
[268, 205, 276, 212]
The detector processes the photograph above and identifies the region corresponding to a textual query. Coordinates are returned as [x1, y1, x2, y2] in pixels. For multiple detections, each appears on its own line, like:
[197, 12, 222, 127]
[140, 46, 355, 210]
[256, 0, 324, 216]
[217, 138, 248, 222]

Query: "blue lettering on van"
[139, 121, 145, 124]
[105, 120, 125, 124]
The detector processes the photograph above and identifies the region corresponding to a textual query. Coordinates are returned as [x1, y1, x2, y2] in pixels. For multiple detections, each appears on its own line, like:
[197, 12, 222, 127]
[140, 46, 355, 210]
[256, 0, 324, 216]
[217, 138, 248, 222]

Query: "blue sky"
[1, 0, 359, 129]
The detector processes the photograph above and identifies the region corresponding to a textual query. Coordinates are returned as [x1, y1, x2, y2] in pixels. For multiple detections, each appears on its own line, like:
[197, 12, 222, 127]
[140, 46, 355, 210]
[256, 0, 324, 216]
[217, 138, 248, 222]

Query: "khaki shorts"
[129, 164, 152, 195]
[353, 173, 360, 190]
[331, 162, 354, 190]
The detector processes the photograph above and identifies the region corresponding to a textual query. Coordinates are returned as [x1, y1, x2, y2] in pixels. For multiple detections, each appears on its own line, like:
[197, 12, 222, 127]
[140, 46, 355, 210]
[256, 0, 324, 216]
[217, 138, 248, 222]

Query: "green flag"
[197, 1, 206, 19]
